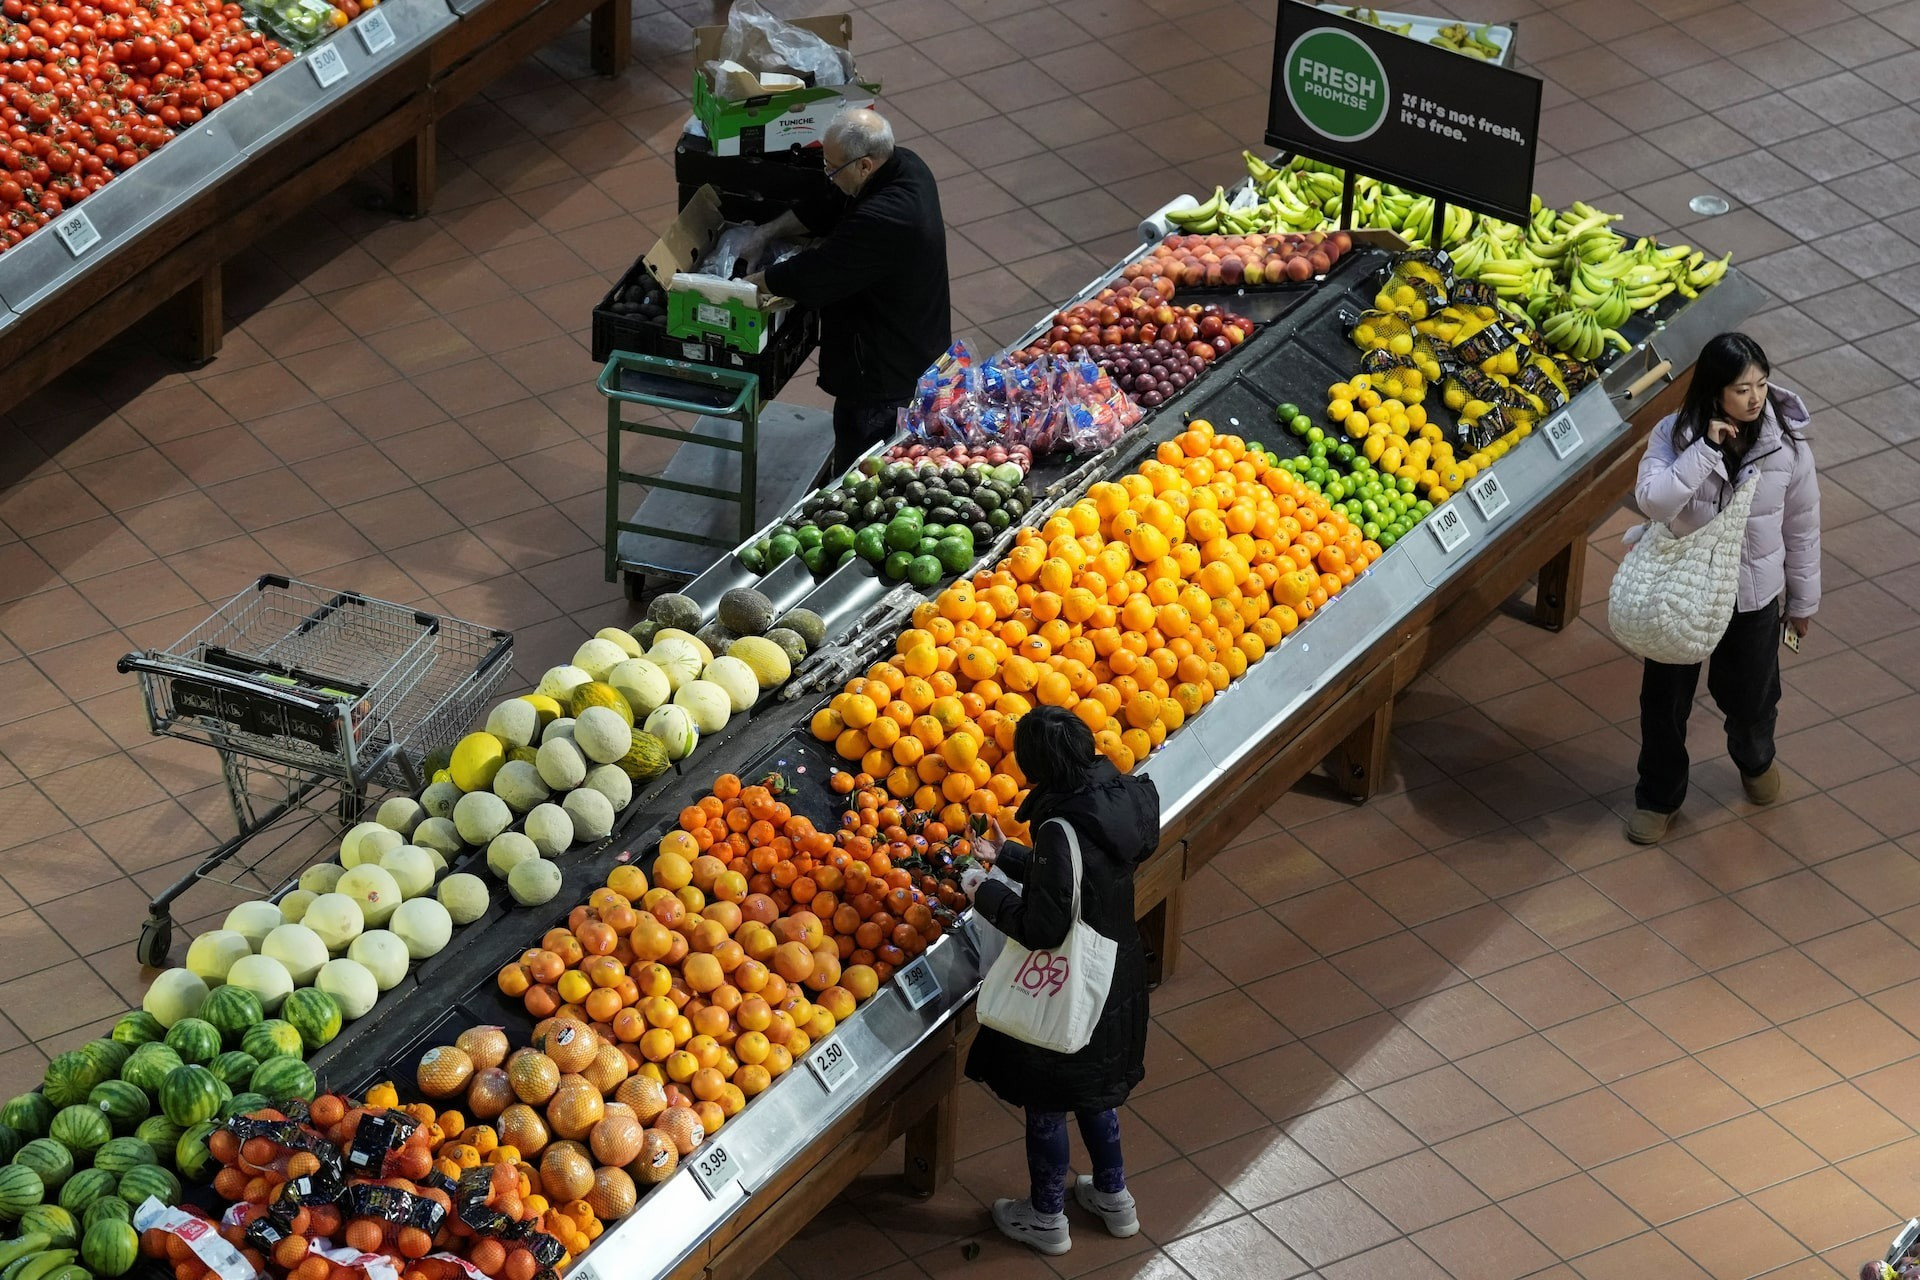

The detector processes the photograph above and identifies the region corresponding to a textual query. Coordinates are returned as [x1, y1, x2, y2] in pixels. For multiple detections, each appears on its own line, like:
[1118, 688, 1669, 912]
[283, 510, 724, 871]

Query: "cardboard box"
[643, 185, 792, 355]
[690, 13, 879, 157]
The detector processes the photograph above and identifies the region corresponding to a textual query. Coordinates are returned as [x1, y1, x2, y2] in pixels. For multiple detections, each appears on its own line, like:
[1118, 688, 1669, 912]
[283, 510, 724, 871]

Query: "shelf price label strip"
[807, 1039, 858, 1094]
[1428, 500, 1470, 556]
[1543, 411, 1583, 461]
[308, 41, 349, 88]
[689, 1140, 744, 1201]
[356, 8, 396, 52]
[1466, 470, 1510, 522]
[896, 955, 942, 1011]
[54, 209, 101, 257]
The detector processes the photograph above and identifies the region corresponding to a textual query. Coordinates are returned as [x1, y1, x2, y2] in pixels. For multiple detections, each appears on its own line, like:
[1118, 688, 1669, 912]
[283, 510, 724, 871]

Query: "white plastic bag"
[976, 821, 1116, 1055]
[715, 0, 853, 86]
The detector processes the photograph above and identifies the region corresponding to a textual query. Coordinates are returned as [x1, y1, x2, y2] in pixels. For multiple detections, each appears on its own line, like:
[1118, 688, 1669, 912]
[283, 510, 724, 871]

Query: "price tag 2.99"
[1467, 471, 1510, 522]
[53, 208, 100, 257]
[1428, 501, 1470, 556]
[308, 42, 349, 88]
[807, 1039, 858, 1093]
[688, 1141, 740, 1201]
[897, 956, 942, 1011]
[355, 8, 395, 53]
[1543, 412, 1583, 461]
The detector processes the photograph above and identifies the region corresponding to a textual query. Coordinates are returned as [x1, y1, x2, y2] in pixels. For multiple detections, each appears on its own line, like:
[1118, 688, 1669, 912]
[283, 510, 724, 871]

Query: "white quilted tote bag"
[1608, 477, 1759, 665]
[976, 820, 1116, 1055]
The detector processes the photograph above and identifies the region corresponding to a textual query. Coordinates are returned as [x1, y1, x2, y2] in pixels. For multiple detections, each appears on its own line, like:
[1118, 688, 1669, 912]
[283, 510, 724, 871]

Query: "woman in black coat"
[961, 707, 1161, 1256]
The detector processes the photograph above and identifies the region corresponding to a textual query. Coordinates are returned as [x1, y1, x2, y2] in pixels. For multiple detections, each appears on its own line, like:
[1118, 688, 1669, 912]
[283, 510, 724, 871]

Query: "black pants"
[1635, 597, 1782, 814]
[830, 397, 905, 476]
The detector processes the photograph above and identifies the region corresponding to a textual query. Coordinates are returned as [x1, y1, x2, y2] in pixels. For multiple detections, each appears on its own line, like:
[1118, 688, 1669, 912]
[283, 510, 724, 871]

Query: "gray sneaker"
[1074, 1175, 1140, 1238]
[1625, 809, 1672, 844]
[991, 1198, 1071, 1255]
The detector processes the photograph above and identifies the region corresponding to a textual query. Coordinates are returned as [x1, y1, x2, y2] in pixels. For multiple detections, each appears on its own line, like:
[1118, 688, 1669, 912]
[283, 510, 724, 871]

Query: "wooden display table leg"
[902, 1052, 959, 1198]
[1534, 535, 1587, 632]
[164, 266, 223, 364]
[391, 125, 436, 219]
[589, 0, 630, 76]
[1132, 842, 1187, 988]
[1325, 694, 1393, 802]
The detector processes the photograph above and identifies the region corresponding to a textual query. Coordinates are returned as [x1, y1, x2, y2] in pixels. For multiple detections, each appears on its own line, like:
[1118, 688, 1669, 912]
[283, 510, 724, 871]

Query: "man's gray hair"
[826, 108, 894, 163]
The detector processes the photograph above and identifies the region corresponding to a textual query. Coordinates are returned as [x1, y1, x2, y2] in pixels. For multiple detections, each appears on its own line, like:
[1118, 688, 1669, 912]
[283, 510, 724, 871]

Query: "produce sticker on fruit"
[1267, 0, 1543, 223]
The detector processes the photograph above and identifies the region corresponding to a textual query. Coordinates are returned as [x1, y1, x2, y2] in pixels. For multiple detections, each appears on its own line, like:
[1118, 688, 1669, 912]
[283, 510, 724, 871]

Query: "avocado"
[884, 550, 912, 580]
[935, 536, 973, 574]
[907, 555, 943, 588]
[768, 533, 801, 567]
[855, 525, 886, 563]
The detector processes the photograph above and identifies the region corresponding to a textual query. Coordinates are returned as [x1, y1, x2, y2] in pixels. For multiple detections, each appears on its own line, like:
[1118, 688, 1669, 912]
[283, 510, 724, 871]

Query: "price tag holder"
[53, 208, 101, 257]
[1427, 501, 1470, 556]
[308, 42, 349, 88]
[688, 1141, 740, 1201]
[569, 1265, 598, 1280]
[355, 9, 395, 53]
[1467, 471, 1510, 522]
[807, 1039, 858, 1094]
[1544, 412, 1583, 461]
[897, 955, 942, 1011]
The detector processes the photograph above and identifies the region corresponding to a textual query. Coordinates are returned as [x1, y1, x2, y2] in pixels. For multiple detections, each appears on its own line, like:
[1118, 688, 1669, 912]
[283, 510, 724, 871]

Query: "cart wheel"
[136, 913, 173, 968]
[623, 572, 648, 603]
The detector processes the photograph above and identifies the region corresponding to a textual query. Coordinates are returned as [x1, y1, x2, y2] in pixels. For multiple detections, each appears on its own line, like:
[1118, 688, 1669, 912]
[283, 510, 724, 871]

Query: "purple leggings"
[1025, 1108, 1125, 1215]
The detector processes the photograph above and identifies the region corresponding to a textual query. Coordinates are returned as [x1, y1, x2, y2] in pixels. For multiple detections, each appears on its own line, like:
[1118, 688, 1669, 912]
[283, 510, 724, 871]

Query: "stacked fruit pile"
[814, 420, 1374, 778]
[1017, 280, 1258, 408]
[0, 0, 288, 251]
[1126, 230, 1351, 286]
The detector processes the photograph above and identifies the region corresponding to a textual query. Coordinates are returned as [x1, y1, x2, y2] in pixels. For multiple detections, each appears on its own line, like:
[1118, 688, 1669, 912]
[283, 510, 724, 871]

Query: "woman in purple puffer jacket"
[1625, 332, 1821, 845]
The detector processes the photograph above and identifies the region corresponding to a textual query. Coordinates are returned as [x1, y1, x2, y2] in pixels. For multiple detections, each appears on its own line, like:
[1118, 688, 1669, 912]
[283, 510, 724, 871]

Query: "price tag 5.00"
[897, 956, 942, 1011]
[807, 1039, 858, 1093]
[1543, 412, 1583, 461]
[307, 42, 349, 88]
[1428, 501, 1470, 556]
[1467, 471, 1510, 521]
[688, 1141, 741, 1201]
[355, 8, 395, 52]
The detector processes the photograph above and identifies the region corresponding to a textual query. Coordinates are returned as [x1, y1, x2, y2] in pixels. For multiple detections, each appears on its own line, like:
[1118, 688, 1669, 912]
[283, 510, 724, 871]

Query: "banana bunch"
[1165, 186, 1230, 233]
[1432, 21, 1502, 57]
[1400, 197, 1475, 249]
[1338, 7, 1414, 34]
[1541, 304, 1630, 362]
[0, 1235, 77, 1280]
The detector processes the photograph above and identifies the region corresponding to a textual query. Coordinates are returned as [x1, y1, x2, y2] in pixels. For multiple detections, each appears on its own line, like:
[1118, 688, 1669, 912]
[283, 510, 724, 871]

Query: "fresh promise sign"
[1266, 0, 1543, 224]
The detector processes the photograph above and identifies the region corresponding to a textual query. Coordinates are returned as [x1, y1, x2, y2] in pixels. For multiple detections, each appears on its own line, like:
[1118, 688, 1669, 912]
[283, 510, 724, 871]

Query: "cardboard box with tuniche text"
[691, 12, 879, 158]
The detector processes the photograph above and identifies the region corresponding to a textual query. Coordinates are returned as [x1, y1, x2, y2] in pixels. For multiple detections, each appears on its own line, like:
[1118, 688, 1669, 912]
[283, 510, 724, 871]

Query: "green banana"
[3, 1251, 75, 1280]
[0, 1238, 52, 1275]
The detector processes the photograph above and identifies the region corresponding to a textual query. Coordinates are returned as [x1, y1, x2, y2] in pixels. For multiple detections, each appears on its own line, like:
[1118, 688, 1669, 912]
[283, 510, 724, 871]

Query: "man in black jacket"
[744, 108, 951, 473]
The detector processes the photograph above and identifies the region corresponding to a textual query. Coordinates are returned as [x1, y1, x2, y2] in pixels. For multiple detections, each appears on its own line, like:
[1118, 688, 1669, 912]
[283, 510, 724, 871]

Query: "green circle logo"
[1284, 28, 1391, 143]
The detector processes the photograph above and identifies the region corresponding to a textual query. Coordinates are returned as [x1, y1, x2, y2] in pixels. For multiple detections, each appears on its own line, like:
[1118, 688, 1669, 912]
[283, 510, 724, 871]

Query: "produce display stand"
[279, 203, 1760, 1278]
[0, 0, 632, 411]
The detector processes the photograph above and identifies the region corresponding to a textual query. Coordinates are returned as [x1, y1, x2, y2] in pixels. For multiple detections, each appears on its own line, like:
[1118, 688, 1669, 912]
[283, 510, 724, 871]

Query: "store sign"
[1266, 0, 1542, 224]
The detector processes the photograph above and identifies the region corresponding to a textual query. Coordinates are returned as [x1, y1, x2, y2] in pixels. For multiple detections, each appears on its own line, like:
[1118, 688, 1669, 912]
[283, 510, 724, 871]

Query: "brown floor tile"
[1279, 1095, 1421, 1178]
[1328, 934, 1466, 1010]
[1610, 1057, 1754, 1138]
[1434, 1117, 1579, 1201]
[1480, 953, 1617, 1030]
[1750, 1167, 1896, 1253]
[1592, 1141, 1737, 1227]
[1783, 998, 1920, 1076]
[1414, 902, 1553, 978]
[1369, 1064, 1509, 1146]
[1303, 1013, 1445, 1092]
[1182, 907, 1314, 986]
[1188, 1131, 1332, 1213]
[1413, 1206, 1557, 1280]
[1154, 989, 1292, 1069]
[1564, 925, 1703, 1001]
[1544, 1005, 1685, 1085]
[1770, 1081, 1911, 1162]
[1246, 962, 1381, 1039]
[1396, 980, 1532, 1060]
[1251, 1182, 1396, 1269]
[1840, 1135, 1920, 1216]
[1129, 1071, 1269, 1156]
[1648, 897, 1788, 971]
[1720, 948, 1858, 1023]
[1504, 875, 1637, 950]
[1699, 1028, 1846, 1108]
[1527, 1085, 1669, 1169]
[1505, 1173, 1645, 1260]
[1160, 1215, 1306, 1280]
[1456, 1036, 1597, 1114]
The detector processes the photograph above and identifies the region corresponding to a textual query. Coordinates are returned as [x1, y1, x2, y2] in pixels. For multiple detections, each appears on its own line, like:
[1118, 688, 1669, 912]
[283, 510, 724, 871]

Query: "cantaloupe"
[486, 832, 539, 879]
[572, 638, 629, 683]
[594, 628, 643, 660]
[437, 873, 489, 925]
[645, 637, 704, 691]
[573, 707, 632, 765]
[583, 765, 632, 813]
[536, 665, 592, 700]
[299, 895, 364, 954]
[543, 718, 576, 745]
[343, 822, 402, 870]
[484, 700, 540, 749]
[524, 805, 573, 857]
[536, 739, 588, 791]
[348, 931, 409, 991]
[260, 924, 329, 985]
[674, 680, 733, 734]
[279, 889, 318, 924]
[184, 931, 251, 987]
[315, 959, 379, 1020]
[453, 792, 512, 845]
[492, 761, 550, 814]
[143, 969, 210, 1027]
[379, 846, 437, 899]
[508, 859, 562, 906]
[298, 863, 345, 895]
[336, 865, 404, 928]
[375, 797, 425, 837]
[222, 955, 293, 1014]
[643, 705, 698, 760]
[656, 628, 712, 665]
[608, 659, 671, 717]
[390, 899, 453, 960]
[412, 817, 464, 859]
[700, 657, 759, 714]
[449, 733, 507, 793]
[223, 902, 283, 953]
[562, 790, 615, 844]
[420, 781, 463, 820]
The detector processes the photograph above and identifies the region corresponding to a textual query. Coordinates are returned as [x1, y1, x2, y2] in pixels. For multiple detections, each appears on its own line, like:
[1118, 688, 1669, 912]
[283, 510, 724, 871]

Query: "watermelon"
[0, 1095, 52, 1139]
[19, 1203, 77, 1247]
[115, 1164, 178, 1208]
[162, 1019, 221, 1067]
[281, 989, 342, 1052]
[83, 1216, 139, 1276]
[249, 1058, 316, 1105]
[90, 1139, 154, 1179]
[173, 1123, 216, 1183]
[240, 1021, 302, 1063]
[219, 1092, 269, 1122]
[0, 1122, 18, 1164]
[199, 986, 264, 1047]
[83, 1196, 131, 1230]
[158, 1066, 223, 1127]
[120, 1045, 183, 1096]
[42, 1052, 103, 1108]
[87, 1081, 149, 1133]
[13, 1138, 73, 1191]
[0, 1163, 44, 1222]
[111, 1012, 166, 1047]
[49, 1107, 110, 1157]
[80, 1041, 132, 1081]
[133, 1118, 183, 1165]
[209, 1051, 259, 1091]
[57, 1167, 116, 1215]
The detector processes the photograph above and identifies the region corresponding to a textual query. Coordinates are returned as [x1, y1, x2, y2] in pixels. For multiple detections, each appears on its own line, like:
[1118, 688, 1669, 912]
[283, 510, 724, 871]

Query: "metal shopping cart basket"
[117, 575, 513, 966]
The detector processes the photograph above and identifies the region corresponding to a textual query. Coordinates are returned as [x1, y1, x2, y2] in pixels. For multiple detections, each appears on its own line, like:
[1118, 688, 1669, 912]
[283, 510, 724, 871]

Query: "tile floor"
[1, 0, 1919, 1273]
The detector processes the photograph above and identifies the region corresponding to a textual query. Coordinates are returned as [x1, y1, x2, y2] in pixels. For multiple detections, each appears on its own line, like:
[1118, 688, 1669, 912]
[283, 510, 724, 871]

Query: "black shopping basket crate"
[673, 126, 831, 222]
[592, 256, 819, 399]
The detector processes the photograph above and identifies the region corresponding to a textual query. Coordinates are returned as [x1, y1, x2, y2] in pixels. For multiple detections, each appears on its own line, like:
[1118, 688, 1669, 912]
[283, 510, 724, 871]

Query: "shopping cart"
[117, 575, 513, 966]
